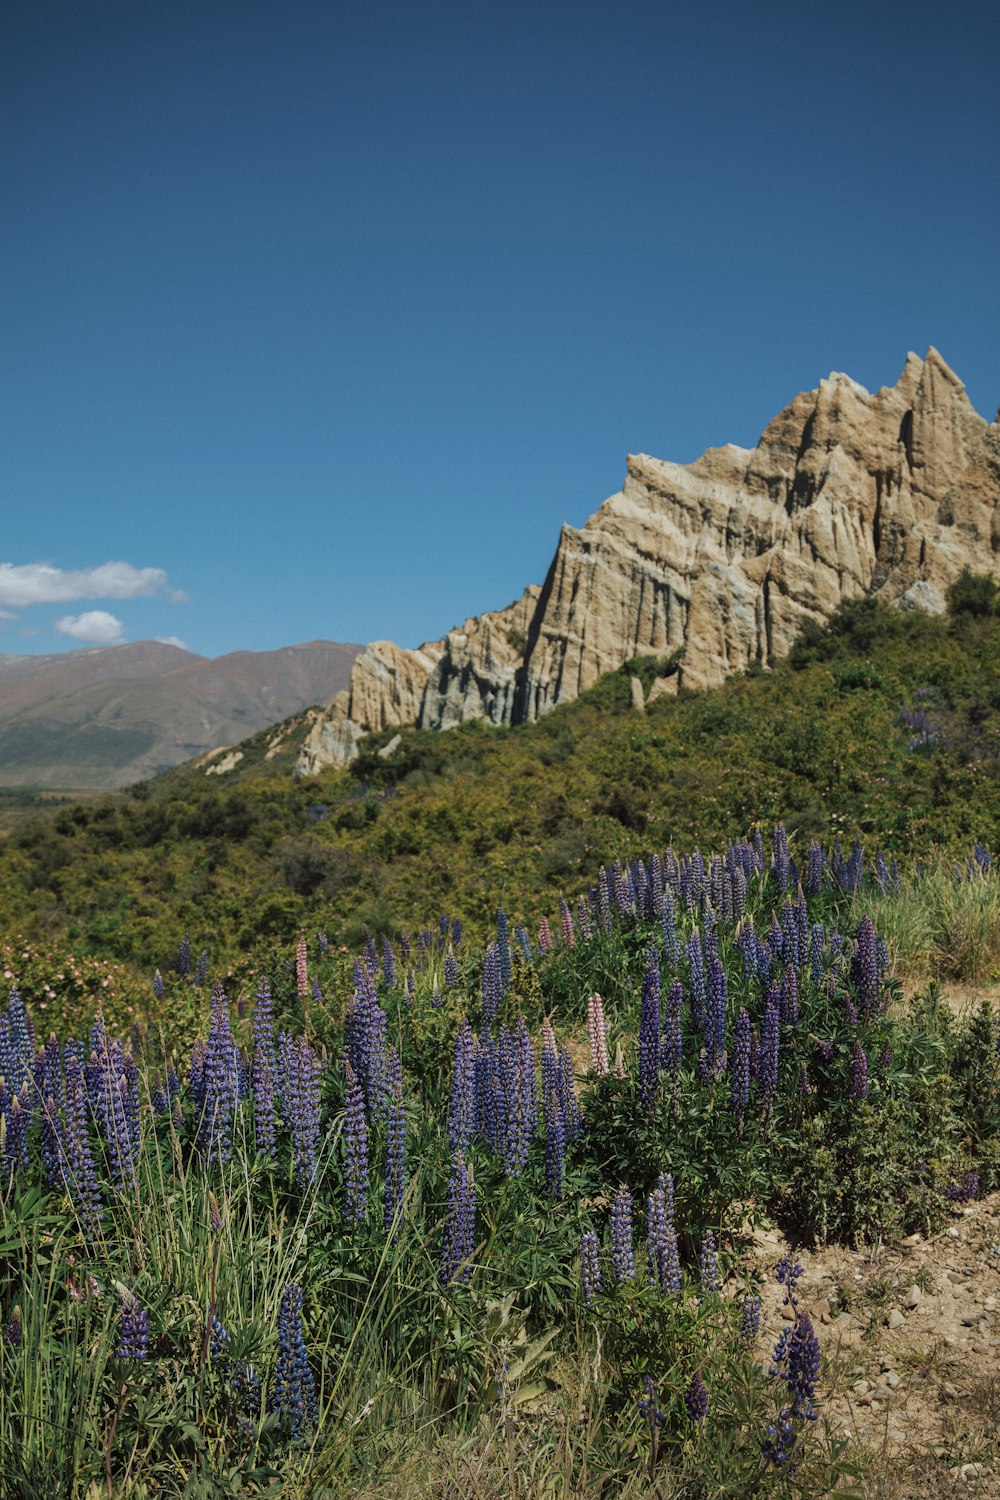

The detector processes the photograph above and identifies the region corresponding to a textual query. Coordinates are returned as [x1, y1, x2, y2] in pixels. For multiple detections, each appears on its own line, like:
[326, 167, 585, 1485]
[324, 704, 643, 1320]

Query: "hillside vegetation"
[2, 583, 1000, 1498]
[0, 595, 998, 980]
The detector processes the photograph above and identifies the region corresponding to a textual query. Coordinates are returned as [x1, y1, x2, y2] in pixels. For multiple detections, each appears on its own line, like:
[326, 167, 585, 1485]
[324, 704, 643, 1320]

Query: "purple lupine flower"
[597, 866, 611, 930]
[4, 1306, 22, 1348]
[698, 1232, 719, 1298]
[660, 888, 679, 971]
[284, 1035, 321, 1188]
[772, 823, 790, 892]
[275, 1284, 317, 1438]
[541, 1024, 566, 1198]
[581, 1230, 602, 1304]
[685, 1371, 708, 1422]
[61, 1054, 103, 1236]
[809, 924, 825, 985]
[440, 1156, 476, 1287]
[557, 1046, 579, 1141]
[117, 1294, 149, 1360]
[537, 915, 553, 954]
[451, 918, 462, 949]
[660, 979, 684, 1081]
[851, 915, 880, 1020]
[638, 1375, 665, 1431]
[443, 953, 459, 988]
[342, 1060, 368, 1222]
[381, 937, 396, 990]
[383, 1047, 406, 1236]
[638, 950, 661, 1106]
[785, 1313, 821, 1421]
[92, 1035, 140, 1190]
[739, 1294, 762, 1346]
[431, 987, 444, 1009]
[776, 1252, 803, 1305]
[317, 930, 329, 955]
[803, 841, 824, 898]
[253, 976, 276, 1073]
[0, 1082, 22, 1179]
[780, 902, 800, 971]
[849, 1041, 869, 1100]
[235, 1044, 250, 1104]
[781, 965, 799, 1027]
[481, 945, 501, 1029]
[730, 1007, 751, 1115]
[496, 910, 512, 993]
[687, 930, 706, 1030]
[503, 1015, 535, 1177]
[610, 1186, 635, 1282]
[732, 866, 748, 922]
[705, 956, 727, 1074]
[759, 996, 780, 1102]
[39, 1091, 63, 1189]
[197, 990, 239, 1166]
[542, 1081, 565, 1198]
[152, 969, 164, 1000]
[646, 1185, 677, 1293]
[513, 925, 531, 963]
[252, 1054, 277, 1160]
[178, 936, 191, 978]
[2, 990, 31, 1096]
[944, 1171, 980, 1202]
[345, 961, 388, 1115]
[576, 894, 592, 942]
[194, 951, 209, 988]
[447, 1019, 477, 1158]
[559, 897, 575, 948]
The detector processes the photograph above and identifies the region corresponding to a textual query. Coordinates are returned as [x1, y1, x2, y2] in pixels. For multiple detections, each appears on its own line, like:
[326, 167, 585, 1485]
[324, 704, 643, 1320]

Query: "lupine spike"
[580, 1230, 602, 1304]
[440, 1155, 476, 1286]
[610, 1186, 635, 1282]
[383, 1047, 406, 1235]
[274, 1284, 317, 1438]
[638, 950, 661, 1106]
[343, 1059, 369, 1222]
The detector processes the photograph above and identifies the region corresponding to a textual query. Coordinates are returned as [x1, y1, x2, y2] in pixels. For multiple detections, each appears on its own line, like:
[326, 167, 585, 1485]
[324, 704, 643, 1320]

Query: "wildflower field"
[2, 825, 998, 1498]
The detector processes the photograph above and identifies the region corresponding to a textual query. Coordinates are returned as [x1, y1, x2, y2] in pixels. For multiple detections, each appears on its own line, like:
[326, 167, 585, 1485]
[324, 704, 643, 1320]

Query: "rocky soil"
[751, 1191, 1000, 1497]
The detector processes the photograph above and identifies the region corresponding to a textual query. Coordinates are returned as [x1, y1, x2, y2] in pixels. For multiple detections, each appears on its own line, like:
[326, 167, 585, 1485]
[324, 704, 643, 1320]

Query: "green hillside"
[1, 594, 998, 977]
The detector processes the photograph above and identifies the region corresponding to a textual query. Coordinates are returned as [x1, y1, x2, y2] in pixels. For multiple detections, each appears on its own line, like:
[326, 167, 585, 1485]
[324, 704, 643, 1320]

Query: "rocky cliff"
[298, 350, 1000, 773]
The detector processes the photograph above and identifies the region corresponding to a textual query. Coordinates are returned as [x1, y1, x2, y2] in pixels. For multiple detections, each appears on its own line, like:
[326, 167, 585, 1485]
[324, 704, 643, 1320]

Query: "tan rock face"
[298, 350, 1000, 770]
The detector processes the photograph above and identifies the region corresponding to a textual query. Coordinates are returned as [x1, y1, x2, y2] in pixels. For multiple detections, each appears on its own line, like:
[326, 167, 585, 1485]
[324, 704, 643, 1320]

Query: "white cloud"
[56, 611, 126, 644]
[0, 609, 16, 621]
[0, 560, 181, 608]
[154, 635, 191, 651]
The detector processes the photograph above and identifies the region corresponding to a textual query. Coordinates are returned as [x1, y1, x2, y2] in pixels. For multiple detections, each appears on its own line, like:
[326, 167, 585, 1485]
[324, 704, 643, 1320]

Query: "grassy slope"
[0, 600, 997, 973]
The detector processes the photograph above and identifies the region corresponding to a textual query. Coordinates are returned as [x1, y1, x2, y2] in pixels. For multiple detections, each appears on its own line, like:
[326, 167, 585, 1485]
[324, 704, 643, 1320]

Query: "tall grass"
[848, 862, 1000, 983]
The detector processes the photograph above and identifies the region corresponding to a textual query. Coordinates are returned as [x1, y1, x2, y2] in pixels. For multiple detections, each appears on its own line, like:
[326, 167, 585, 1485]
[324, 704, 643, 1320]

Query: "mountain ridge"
[299, 348, 1000, 772]
[0, 639, 361, 788]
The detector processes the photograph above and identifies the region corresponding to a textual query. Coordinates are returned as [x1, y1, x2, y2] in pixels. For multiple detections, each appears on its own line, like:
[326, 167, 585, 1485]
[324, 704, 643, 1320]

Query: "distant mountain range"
[0, 640, 361, 788]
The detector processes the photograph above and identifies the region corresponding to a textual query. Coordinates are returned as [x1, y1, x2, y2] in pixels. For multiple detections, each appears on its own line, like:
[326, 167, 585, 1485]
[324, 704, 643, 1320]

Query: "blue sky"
[3, 0, 998, 658]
